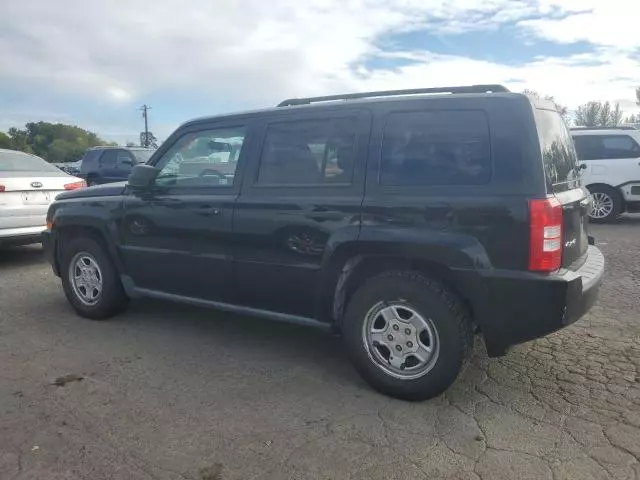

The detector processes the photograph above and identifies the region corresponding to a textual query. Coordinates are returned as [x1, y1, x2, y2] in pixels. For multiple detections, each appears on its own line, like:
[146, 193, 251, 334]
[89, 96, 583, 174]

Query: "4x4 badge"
[565, 238, 577, 248]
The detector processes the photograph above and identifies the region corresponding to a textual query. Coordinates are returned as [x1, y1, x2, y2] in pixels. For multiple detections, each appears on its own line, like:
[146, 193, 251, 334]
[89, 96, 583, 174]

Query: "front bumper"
[474, 245, 605, 357]
[41, 228, 60, 277]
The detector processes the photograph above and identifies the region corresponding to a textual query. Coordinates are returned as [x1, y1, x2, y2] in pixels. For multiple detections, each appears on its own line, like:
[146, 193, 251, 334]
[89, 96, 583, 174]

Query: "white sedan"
[1, 148, 85, 246]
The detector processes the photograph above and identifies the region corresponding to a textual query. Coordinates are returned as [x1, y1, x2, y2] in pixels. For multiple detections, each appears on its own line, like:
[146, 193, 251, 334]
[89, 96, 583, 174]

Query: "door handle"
[197, 207, 221, 217]
[306, 212, 343, 221]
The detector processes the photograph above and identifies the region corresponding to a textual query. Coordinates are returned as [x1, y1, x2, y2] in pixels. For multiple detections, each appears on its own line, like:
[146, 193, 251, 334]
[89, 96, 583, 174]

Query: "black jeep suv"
[43, 85, 604, 400]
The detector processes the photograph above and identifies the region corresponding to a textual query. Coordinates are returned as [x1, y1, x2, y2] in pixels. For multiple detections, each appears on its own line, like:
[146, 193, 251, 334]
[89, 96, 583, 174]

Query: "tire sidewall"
[60, 237, 126, 319]
[343, 273, 469, 400]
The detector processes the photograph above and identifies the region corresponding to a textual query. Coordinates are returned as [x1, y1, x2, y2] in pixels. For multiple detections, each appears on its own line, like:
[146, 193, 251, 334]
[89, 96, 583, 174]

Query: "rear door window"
[257, 117, 358, 185]
[380, 110, 491, 186]
[534, 109, 580, 192]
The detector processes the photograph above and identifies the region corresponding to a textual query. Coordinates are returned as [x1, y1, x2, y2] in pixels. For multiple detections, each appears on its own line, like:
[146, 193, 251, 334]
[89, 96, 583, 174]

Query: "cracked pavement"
[1, 216, 639, 479]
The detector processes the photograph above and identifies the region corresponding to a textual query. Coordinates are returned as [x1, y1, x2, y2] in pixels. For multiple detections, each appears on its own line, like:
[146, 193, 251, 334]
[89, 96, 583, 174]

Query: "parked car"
[571, 126, 640, 222]
[43, 85, 604, 400]
[78, 146, 154, 186]
[52, 160, 81, 176]
[0, 149, 85, 246]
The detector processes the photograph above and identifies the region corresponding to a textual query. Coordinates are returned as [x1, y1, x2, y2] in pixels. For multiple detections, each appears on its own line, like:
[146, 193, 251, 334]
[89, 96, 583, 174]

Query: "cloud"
[0, 0, 638, 140]
[521, 1, 640, 48]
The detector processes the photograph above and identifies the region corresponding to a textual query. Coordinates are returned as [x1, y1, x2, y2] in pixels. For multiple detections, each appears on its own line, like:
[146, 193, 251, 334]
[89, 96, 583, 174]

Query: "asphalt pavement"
[1, 216, 639, 480]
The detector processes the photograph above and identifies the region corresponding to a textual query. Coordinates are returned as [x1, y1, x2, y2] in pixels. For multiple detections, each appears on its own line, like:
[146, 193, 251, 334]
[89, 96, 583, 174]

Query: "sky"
[1, 0, 639, 145]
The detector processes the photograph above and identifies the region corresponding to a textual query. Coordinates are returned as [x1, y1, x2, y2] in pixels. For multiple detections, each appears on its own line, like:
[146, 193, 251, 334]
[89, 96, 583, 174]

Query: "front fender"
[50, 196, 125, 272]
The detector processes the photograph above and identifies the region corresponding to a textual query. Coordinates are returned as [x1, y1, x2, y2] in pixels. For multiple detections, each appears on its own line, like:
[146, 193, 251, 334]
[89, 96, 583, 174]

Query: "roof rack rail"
[570, 126, 637, 131]
[277, 84, 509, 107]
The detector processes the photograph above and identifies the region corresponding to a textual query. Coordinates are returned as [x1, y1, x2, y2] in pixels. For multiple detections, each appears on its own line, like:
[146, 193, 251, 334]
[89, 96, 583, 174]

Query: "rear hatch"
[533, 108, 590, 269]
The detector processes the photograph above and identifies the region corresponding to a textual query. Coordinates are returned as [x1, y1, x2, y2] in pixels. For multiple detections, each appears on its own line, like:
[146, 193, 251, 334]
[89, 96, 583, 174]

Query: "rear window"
[380, 110, 491, 186]
[534, 109, 580, 193]
[0, 150, 60, 172]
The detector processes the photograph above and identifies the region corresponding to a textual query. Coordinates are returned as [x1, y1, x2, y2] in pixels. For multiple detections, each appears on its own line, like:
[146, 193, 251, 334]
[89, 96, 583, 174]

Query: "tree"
[523, 89, 568, 118]
[0, 122, 115, 162]
[624, 113, 640, 124]
[574, 101, 623, 127]
[625, 88, 640, 124]
[139, 131, 158, 149]
[0, 131, 12, 149]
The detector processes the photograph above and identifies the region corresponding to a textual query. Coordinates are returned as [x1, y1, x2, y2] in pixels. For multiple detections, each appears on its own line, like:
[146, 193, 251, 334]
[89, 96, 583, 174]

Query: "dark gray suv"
[78, 146, 154, 186]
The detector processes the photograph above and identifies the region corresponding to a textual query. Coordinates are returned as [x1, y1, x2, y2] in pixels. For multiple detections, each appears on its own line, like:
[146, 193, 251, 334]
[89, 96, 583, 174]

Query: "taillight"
[529, 197, 563, 272]
[64, 180, 87, 190]
[0, 185, 5, 192]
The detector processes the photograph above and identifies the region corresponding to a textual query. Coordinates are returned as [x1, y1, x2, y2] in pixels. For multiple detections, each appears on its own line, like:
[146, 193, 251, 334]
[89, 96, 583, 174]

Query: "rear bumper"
[0, 225, 47, 246]
[472, 245, 605, 357]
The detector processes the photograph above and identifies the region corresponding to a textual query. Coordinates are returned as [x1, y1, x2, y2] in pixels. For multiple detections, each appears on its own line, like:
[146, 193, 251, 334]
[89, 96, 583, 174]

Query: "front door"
[119, 123, 251, 302]
[233, 110, 370, 317]
[574, 133, 640, 186]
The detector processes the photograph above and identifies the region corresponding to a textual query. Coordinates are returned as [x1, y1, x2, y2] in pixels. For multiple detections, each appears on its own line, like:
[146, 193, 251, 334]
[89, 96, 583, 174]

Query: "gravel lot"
[1, 217, 639, 480]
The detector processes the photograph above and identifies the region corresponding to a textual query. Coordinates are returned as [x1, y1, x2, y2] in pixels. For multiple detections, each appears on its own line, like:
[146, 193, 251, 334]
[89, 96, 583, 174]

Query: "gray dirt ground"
[1, 216, 639, 480]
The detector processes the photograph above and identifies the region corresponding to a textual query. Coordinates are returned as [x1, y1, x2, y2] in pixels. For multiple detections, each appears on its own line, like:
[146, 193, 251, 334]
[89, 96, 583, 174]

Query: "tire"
[60, 236, 128, 320]
[342, 271, 472, 401]
[588, 185, 622, 223]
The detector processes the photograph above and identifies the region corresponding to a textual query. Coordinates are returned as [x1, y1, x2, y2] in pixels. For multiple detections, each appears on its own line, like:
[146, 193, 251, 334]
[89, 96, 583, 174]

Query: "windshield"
[534, 108, 581, 193]
[0, 150, 61, 172]
[129, 149, 154, 164]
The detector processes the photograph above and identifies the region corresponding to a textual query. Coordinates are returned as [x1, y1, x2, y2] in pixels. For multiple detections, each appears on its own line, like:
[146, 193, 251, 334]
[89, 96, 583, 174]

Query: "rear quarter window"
[380, 110, 491, 186]
[533, 109, 580, 193]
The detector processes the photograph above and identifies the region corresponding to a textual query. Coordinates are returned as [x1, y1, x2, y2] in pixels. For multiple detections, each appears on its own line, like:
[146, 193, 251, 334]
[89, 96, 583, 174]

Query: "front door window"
[155, 127, 246, 187]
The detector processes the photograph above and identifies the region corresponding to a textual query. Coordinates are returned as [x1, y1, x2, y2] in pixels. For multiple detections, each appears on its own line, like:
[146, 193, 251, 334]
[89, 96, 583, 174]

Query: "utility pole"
[139, 105, 152, 147]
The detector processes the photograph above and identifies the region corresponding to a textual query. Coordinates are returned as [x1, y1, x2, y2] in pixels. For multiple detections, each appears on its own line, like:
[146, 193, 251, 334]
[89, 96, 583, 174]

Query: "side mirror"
[128, 164, 159, 188]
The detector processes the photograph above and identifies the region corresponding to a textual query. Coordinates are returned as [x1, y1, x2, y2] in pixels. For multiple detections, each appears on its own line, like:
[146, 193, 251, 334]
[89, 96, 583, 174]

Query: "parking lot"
[1, 218, 639, 480]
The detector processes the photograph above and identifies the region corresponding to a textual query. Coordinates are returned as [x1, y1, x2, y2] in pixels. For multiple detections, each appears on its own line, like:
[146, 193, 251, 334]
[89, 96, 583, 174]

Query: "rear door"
[534, 108, 589, 269]
[232, 110, 370, 317]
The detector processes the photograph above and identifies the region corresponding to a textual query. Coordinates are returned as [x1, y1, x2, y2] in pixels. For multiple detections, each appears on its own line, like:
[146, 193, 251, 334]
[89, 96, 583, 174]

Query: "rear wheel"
[342, 271, 473, 401]
[588, 185, 622, 223]
[60, 236, 128, 319]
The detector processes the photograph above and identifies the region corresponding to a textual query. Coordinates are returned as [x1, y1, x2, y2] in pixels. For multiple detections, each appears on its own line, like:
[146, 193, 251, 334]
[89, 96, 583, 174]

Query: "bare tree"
[574, 101, 623, 127]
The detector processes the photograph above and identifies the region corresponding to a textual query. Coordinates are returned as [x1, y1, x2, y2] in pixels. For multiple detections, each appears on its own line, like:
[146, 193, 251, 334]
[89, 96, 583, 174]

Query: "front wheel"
[342, 271, 473, 401]
[60, 236, 129, 320]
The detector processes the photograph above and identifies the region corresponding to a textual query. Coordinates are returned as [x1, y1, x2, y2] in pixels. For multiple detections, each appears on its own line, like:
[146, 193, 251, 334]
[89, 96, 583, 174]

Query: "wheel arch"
[55, 223, 123, 276]
[318, 244, 480, 332]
